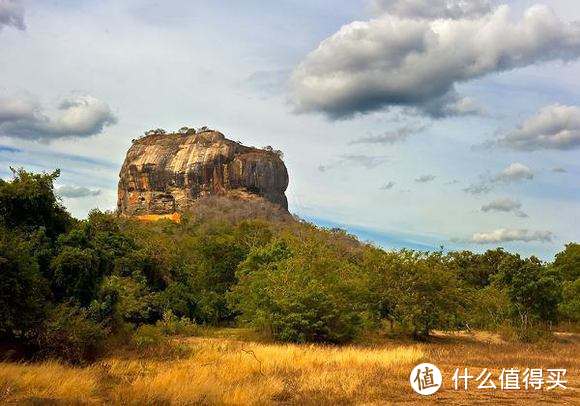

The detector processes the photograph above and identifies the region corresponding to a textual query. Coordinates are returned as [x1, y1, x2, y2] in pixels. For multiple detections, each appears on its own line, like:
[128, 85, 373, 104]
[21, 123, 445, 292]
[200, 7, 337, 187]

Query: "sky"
[0, 0, 579, 260]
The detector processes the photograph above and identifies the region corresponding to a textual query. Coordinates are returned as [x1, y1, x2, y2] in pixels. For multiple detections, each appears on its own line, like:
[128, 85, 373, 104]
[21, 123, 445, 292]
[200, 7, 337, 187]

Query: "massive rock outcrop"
[117, 128, 288, 217]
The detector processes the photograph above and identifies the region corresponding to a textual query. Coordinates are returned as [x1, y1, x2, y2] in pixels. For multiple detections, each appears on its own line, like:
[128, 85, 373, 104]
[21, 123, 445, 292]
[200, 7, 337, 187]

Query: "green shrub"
[98, 275, 160, 324]
[36, 304, 105, 364]
[498, 321, 554, 344]
[155, 310, 199, 336]
[131, 323, 191, 359]
[132, 324, 164, 349]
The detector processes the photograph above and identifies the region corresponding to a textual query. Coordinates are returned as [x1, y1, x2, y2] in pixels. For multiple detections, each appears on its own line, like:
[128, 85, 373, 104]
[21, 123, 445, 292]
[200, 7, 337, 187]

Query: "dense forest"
[1, 169, 578, 363]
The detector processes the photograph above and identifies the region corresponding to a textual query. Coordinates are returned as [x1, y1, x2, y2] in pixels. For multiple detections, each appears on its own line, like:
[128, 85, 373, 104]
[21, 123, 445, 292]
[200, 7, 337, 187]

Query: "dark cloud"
[0, 0, 25, 31]
[481, 197, 528, 218]
[380, 181, 395, 190]
[497, 104, 580, 151]
[0, 94, 117, 141]
[349, 124, 426, 145]
[292, 5, 580, 119]
[463, 182, 492, 195]
[552, 167, 567, 173]
[56, 185, 101, 198]
[415, 174, 435, 183]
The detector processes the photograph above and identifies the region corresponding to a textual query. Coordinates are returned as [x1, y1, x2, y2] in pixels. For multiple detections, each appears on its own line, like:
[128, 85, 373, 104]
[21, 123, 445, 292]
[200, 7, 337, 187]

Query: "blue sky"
[0, 0, 579, 260]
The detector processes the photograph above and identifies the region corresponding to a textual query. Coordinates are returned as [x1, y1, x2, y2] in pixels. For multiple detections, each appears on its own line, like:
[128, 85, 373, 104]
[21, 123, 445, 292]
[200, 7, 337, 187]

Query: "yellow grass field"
[0, 330, 578, 405]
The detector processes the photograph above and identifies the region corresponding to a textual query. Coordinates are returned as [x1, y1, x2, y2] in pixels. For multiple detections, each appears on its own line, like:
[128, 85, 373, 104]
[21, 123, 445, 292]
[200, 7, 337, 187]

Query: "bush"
[498, 321, 554, 344]
[131, 323, 191, 359]
[155, 310, 199, 336]
[36, 304, 105, 364]
[98, 275, 160, 324]
[132, 324, 164, 349]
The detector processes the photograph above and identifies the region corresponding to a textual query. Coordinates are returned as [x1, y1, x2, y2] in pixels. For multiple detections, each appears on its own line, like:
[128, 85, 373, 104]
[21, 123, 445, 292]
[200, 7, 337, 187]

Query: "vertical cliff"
[117, 128, 288, 216]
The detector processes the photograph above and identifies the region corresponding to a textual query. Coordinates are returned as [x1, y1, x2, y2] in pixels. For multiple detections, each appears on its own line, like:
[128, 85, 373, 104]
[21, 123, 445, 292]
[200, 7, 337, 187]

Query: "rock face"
[117, 129, 288, 216]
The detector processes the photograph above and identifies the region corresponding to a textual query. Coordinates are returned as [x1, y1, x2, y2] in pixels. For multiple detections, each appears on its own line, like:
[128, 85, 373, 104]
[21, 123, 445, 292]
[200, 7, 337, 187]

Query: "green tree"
[553, 243, 580, 322]
[0, 228, 49, 339]
[388, 252, 465, 339]
[448, 248, 516, 289]
[51, 246, 100, 306]
[0, 168, 71, 238]
[559, 279, 580, 322]
[553, 243, 580, 282]
[229, 237, 366, 343]
[495, 255, 562, 328]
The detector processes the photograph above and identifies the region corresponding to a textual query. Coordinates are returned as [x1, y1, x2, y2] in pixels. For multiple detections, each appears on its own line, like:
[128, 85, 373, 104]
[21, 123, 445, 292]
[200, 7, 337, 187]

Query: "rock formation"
[117, 128, 288, 217]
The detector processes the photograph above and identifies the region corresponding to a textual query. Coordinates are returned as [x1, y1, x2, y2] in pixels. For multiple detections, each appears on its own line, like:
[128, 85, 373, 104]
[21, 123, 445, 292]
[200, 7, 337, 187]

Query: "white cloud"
[56, 185, 101, 198]
[497, 104, 580, 151]
[494, 163, 534, 183]
[0, 0, 24, 31]
[469, 228, 553, 244]
[370, 0, 492, 19]
[0, 94, 117, 141]
[415, 174, 435, 183]
[292, 5, 580, 118]
[464, 163, 534, 195]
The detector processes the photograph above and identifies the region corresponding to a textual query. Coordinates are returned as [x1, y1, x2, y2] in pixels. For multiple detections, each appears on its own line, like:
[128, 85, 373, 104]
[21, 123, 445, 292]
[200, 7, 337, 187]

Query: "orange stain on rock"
[135, 212, 181, 223]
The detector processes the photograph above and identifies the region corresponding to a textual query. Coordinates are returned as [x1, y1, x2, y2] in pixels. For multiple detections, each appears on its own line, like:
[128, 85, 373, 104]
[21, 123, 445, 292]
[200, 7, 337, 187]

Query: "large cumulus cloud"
[498, 104, 580, 151]
[0, 0, 25, 31]
[291, 5, 580, 119]
[0, 94, 117, 141]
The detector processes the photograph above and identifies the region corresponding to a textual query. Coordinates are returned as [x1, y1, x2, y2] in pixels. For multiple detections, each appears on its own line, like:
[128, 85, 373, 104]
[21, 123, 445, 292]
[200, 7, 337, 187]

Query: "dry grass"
[0, 330, 578, 405]
[0, 361, 101, 403]
[106, 338, 423, 405]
